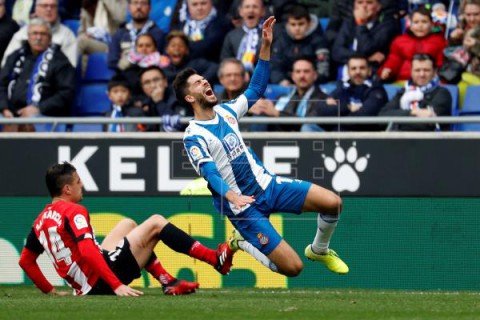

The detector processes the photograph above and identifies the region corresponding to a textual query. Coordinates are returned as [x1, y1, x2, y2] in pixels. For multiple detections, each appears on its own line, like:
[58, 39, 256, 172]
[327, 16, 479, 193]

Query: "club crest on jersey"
[224, 133, 244, 160]
[74, 214, 88, 230]
[224, 114, 236, 125]
[257, 233, 269, 245]
[189, 146, 202, 161]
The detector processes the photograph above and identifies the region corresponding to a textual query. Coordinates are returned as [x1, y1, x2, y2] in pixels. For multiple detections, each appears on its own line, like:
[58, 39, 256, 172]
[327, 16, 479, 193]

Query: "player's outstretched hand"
[48, 288, 70, 296]
[262, 16, 276, 45]
[114, 284, 144, 297]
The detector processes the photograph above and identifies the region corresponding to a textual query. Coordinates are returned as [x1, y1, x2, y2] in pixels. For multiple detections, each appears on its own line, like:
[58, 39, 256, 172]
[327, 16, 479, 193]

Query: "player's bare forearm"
[258, 16, 276, 61]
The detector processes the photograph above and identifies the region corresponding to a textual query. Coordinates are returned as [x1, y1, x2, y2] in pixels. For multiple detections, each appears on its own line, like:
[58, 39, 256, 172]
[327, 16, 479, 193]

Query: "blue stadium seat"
[459, 85, 480, 113]
[319, 18, 329, 32]
[75, 83, 110, 115]
[454, 114, 480, 131]
[34, 123, 67, 132]
[83, 53, 114, 82]
[441, 84, 459, 116]
[71, 123, 104, 132]
[63, 19, 80, 36]
[383, 84, 402, 100]
[264, 85, 293, 101]
[320, 82, 337, 95]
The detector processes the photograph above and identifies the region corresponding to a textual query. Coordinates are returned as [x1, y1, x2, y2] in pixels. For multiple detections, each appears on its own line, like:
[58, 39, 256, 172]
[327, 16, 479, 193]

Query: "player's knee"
[121, 218, 137, 229]
[324, 193, 342, 215]
[283, 260, 304, 277]
[150, 214, 168, 228]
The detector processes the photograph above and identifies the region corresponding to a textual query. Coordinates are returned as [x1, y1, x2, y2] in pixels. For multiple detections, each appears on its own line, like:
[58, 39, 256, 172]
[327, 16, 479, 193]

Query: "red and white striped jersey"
[27, 200, 102, 295]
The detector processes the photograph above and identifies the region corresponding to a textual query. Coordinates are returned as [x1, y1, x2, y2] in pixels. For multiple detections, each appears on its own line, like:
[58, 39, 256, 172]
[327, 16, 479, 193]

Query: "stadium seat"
[441, 84, 459, 116]
[454, 114, 480, 131]
[83, 53, 114, 82]
[320, 82, 337, 95]
[264, 85, 293, 101]
[63, 19, 80, 36]
[34, 123, 67, 132]
[75, 83, 110, 115]
[71, 123, 104, 132]
[319, 18, 329, 32]
[383, 84, 402, 100]
[459, 85, 480, 113]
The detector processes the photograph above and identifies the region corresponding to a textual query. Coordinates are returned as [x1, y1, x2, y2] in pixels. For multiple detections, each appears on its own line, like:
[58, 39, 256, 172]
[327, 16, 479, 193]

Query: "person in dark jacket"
[220, 0, 266, 73]
[328, 53, 388, 131]
[170, 0, 232, 62]
[331, 0, 399, 78]
[271, 4, 330, 84]
[255, 57, 337, 132]
[379, 53, 452, 131]
[138, 65, 193, 131]
[0, 0, 19, 63]
[108, 0, 165, 71]
[0, 17, 75, 131]
[162, 30, 218, 84]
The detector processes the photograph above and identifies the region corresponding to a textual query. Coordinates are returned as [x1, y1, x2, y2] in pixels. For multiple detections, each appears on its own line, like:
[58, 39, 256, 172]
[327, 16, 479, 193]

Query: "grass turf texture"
[1, 286, 479, 320]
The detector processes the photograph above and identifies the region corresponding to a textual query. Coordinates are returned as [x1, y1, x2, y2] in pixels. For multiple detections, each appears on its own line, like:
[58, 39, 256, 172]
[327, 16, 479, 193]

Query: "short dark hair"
[135, 33, 157, 49]
[128, 0, 150, 5]
[218, 58, 245, 78]
[287, 4, 310, 22]
[108, 74, 130, 91]
[138, 65, 166, 81]
[411, 6, 433, 22]
[292, 56, 316, 70]
[347, 53, 369, 66]
[46, 162, 77, 197]
[412, 53, 436, 69]
[166, 30, 189, 47]
[173, 68, 198, 107]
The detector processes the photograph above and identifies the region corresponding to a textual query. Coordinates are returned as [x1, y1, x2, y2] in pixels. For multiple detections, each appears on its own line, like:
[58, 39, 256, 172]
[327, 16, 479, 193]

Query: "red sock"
[188, 241, 217, 266]
[145, 256, 175, 286]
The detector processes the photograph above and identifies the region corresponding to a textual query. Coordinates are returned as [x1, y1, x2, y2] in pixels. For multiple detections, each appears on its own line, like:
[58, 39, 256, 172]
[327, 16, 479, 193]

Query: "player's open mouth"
[205, 89, 214, 97]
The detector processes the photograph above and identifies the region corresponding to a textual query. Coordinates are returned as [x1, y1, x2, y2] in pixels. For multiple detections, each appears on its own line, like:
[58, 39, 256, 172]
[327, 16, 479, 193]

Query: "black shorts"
[88, 237, 141, 295]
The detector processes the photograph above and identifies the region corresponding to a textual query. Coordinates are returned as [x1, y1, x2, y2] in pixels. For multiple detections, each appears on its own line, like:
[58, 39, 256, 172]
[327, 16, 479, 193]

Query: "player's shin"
[145, 253, 175, 286]
[238, 239, 279, 273]
[311, 213, 339, 254]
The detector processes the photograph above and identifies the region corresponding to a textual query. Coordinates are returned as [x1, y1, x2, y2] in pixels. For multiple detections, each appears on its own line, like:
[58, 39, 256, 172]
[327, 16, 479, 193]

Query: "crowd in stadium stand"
[0, 0, 478, 132]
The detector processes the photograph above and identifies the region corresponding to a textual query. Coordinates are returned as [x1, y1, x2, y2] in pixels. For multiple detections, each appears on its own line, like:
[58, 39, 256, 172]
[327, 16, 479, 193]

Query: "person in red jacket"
[379, 6, 447, 82]
[18, 162, 235, 296]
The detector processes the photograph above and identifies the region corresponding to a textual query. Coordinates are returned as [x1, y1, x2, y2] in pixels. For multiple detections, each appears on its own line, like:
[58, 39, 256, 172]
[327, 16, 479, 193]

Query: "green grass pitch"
[1, 286, 479, 320]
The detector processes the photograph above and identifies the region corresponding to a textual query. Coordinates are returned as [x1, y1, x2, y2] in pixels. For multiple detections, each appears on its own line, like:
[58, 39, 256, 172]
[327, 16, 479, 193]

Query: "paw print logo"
[322, 142, 369, 192]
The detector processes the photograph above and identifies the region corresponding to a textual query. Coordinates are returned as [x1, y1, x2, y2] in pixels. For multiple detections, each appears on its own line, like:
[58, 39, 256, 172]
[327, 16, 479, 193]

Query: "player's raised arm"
[244, 16, 276, 108]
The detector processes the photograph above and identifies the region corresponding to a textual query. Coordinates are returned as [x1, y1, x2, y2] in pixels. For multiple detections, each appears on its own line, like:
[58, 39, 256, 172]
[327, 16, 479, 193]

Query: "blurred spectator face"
[286, 17, 310, 40]
[347, 58, 371, 85]
[166, 36, 189, 66]
[35, 0, 59, 24]
[354, 0, 381, 21]
[291, 60, 317, 91]
[219, 62, 245, 93]
[141, 69, 167, 97]
[411, 58, 435, 87]
[410, 12, 433, 38]
[108, 85, 130, 106]
[187, 0, 213, 21]
[239, 0, 265, 29]
[136, 34, 157, 54]
[0, 1, 5, 19]
[464, 4, 480, 29]
[28, 24, 51, 54]
[129, 0, 150, 23]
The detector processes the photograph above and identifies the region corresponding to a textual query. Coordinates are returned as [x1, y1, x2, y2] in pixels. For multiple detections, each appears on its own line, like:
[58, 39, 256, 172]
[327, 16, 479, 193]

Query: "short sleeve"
[184, 135, 214, 174]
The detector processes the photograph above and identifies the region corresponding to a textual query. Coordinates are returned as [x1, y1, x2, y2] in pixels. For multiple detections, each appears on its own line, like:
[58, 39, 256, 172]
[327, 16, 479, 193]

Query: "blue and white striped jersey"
[184, 94, 273, 213]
